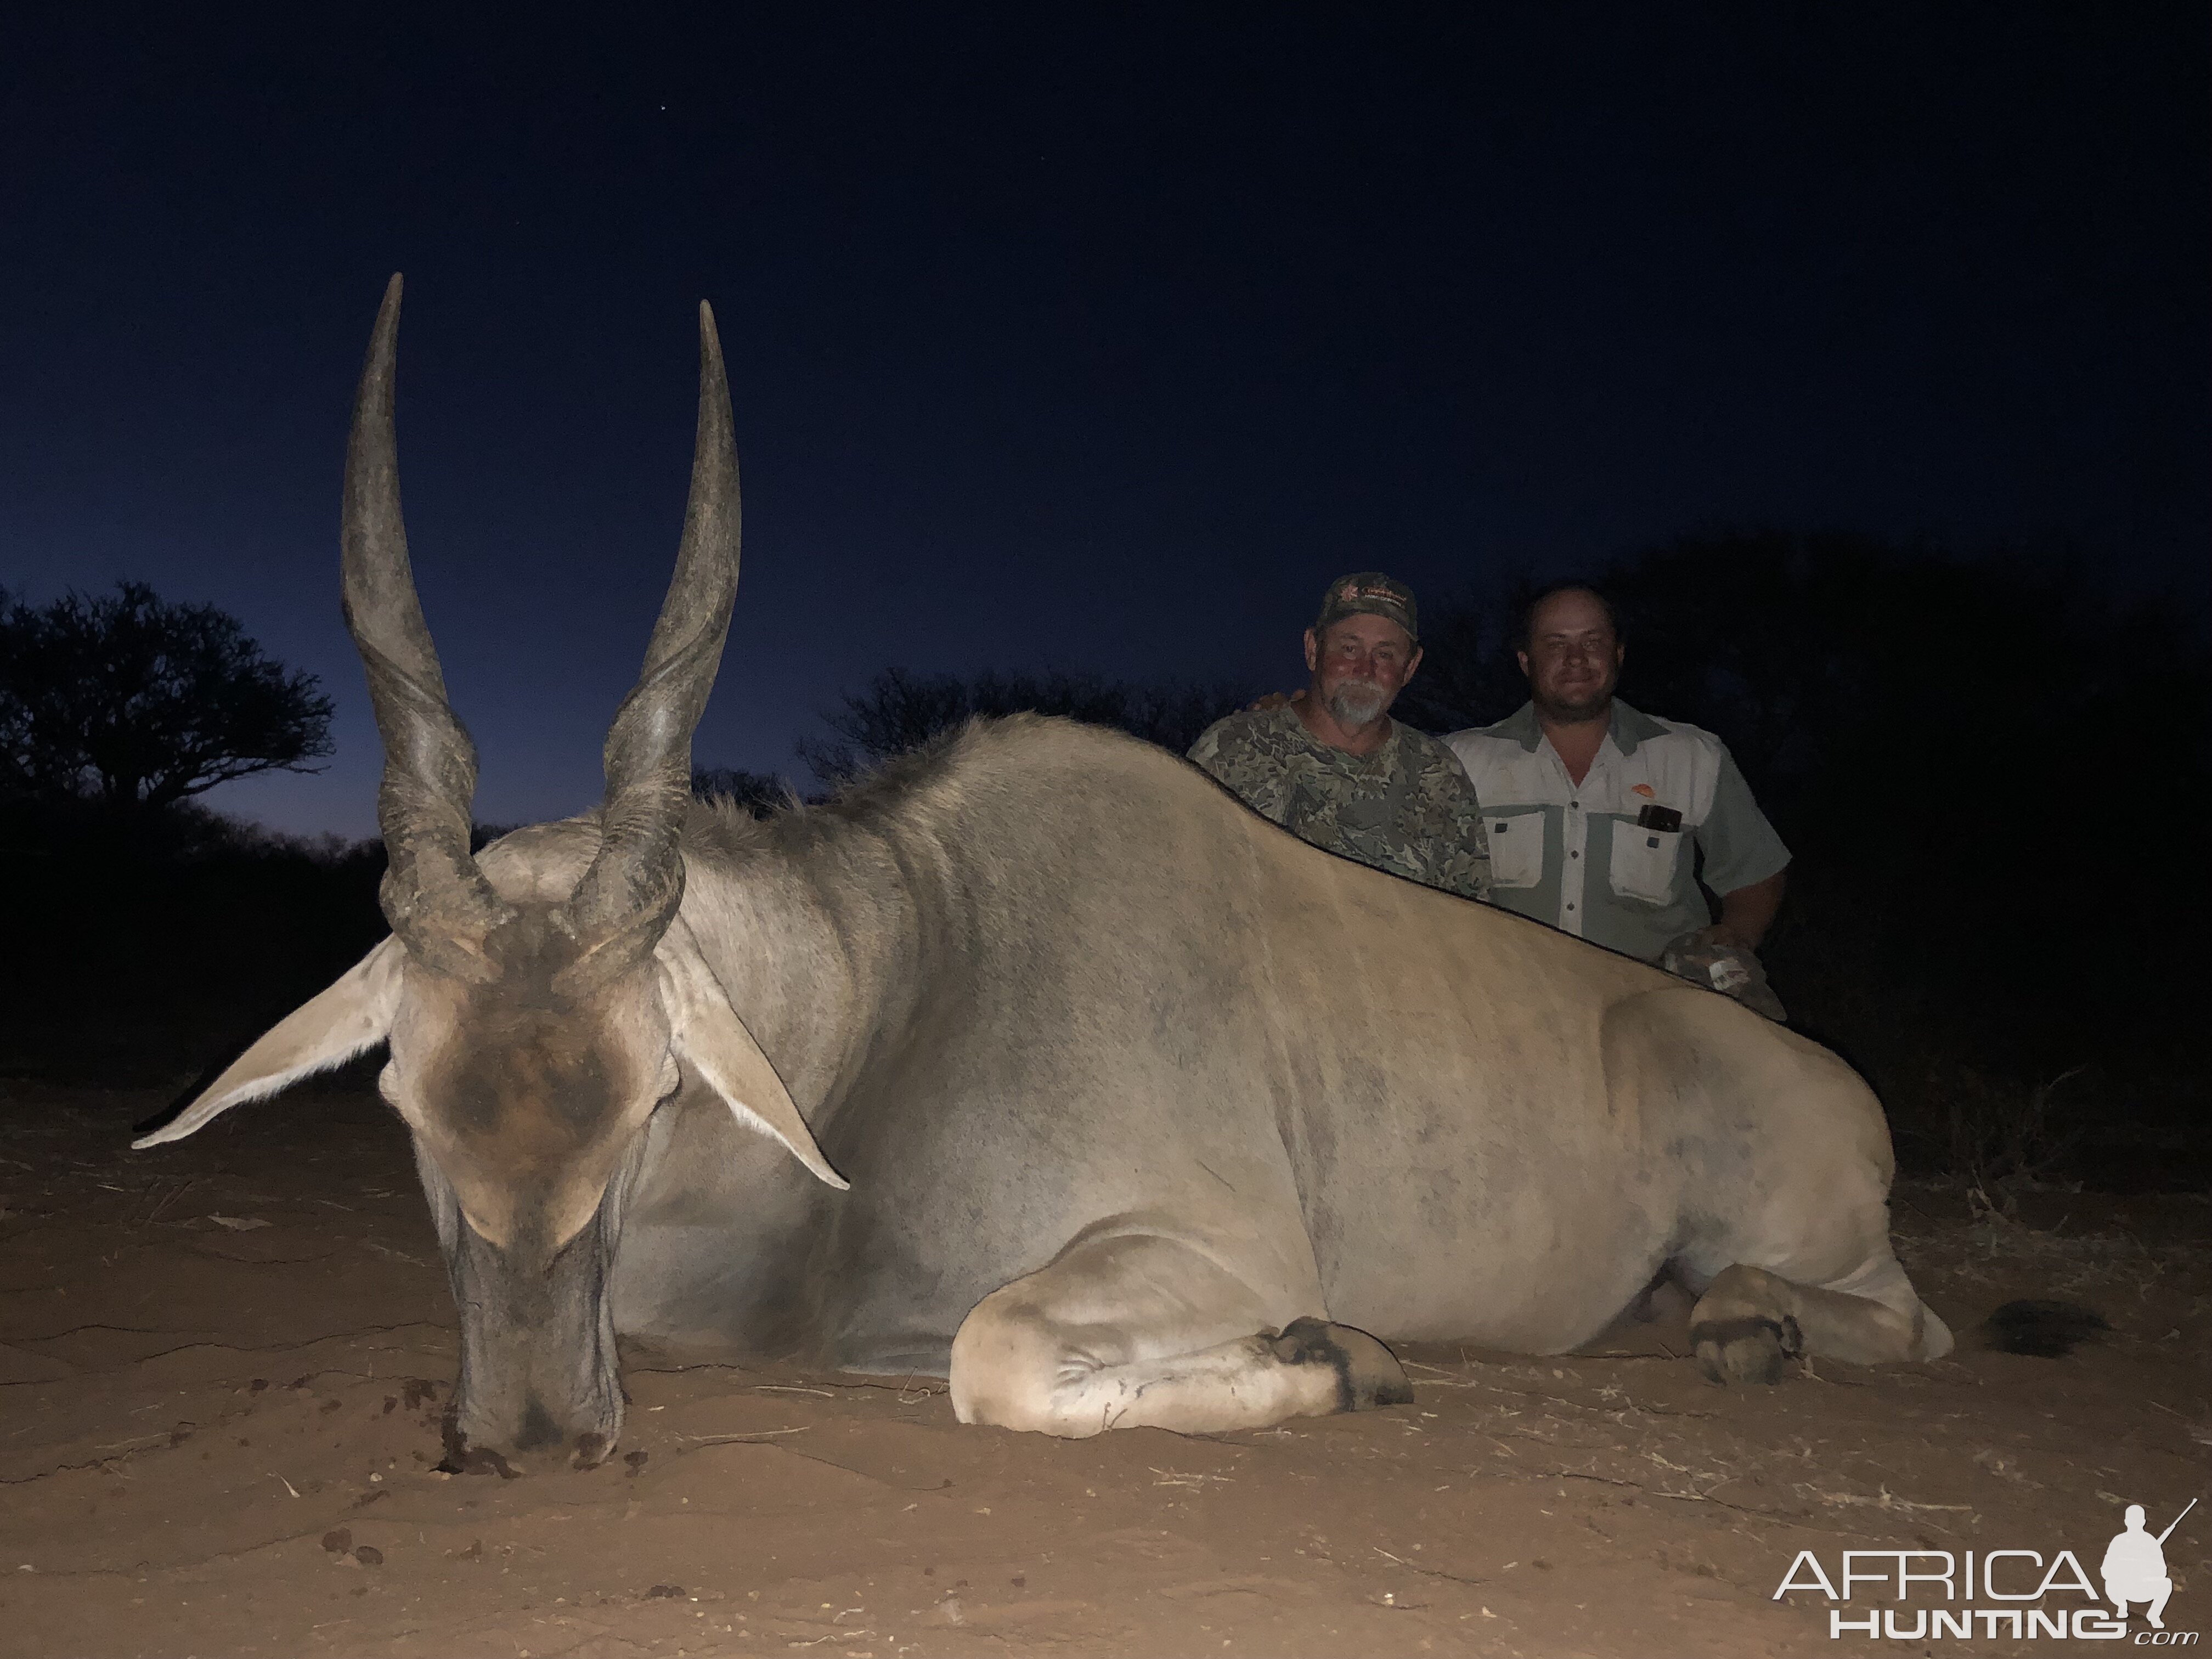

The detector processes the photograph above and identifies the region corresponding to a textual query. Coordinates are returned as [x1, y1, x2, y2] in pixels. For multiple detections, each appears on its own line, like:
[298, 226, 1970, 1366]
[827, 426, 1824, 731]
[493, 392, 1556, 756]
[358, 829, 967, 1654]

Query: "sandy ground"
[2, 1074, 2207, 1659]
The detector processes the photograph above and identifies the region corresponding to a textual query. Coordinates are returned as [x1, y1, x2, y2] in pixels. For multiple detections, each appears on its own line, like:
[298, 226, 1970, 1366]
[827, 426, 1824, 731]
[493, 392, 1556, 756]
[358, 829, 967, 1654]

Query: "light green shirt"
[1443, 701, 1788, 962]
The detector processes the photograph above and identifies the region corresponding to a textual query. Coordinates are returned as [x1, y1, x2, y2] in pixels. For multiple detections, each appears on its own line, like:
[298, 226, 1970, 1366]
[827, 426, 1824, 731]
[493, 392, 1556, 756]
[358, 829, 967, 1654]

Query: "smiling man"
[1189, 573, 1491, 900]
[1444, 583, 1790, 1014]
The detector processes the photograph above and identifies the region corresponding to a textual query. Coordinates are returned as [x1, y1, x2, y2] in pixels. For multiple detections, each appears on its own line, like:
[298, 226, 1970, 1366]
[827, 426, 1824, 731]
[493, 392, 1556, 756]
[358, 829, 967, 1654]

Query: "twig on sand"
[1150, 1467, 1232, 1488]
[138, 1179, 195, 1228]
[1808, 1485, 1971, 1515]
[1375, 1547, 1485, 1586]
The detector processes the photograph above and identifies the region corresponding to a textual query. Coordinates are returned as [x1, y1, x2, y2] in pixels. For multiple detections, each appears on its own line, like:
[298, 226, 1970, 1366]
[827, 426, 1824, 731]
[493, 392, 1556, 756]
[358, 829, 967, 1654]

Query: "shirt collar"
[1607, 701, 1668, 755]
[1488, 698, 1667, 755]
[1488, 702, 1545, 751]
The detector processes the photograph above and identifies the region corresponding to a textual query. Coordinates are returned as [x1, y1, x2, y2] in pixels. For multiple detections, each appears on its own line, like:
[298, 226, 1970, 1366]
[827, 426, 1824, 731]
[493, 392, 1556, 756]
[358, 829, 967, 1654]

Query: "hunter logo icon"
[2106, 1500, 2192, 1630]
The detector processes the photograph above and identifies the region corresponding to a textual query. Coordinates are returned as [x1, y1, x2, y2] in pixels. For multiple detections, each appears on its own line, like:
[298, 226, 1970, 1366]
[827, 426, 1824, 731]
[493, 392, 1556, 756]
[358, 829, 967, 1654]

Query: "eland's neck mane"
[676, 816, 924, 1124]
[670, 735, 1013, 1124]
[667, 715, 1207, 1132]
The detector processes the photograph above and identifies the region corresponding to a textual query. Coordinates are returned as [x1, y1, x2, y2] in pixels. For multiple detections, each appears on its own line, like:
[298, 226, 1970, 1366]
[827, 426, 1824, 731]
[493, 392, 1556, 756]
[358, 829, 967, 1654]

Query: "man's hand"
[1711, 868, 1786, 951]
[1248, 689, 1305, 713]
[1660, 927, 1787, 1022]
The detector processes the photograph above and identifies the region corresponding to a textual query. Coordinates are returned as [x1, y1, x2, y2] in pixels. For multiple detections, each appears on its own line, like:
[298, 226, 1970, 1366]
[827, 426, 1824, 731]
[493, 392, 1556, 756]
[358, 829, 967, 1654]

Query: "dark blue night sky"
[3, 5, 2204, 836]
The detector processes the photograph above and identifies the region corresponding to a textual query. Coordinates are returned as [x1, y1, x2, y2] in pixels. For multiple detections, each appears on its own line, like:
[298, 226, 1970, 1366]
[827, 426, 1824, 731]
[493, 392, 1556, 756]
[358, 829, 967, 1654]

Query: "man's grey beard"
[1326, 680, 1391, 727]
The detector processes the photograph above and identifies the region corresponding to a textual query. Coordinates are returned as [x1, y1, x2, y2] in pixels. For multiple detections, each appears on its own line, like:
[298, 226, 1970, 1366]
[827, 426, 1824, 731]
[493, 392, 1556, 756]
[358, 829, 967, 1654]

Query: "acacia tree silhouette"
[0, 582, 335, 816]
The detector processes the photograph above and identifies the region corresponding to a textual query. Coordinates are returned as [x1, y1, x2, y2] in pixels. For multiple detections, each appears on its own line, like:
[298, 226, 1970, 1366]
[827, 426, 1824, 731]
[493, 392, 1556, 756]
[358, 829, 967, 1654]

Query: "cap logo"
[1317, 573, 1417, 639]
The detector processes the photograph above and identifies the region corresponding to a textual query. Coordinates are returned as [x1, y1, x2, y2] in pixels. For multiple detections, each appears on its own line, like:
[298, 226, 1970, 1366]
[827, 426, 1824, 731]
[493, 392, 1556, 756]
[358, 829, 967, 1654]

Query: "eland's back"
[648, 715, 1883, 1362]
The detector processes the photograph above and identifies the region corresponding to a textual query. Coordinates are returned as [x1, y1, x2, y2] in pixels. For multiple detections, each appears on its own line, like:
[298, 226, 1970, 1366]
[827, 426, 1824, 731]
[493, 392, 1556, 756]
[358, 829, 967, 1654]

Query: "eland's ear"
[657, 922, 848, 1190]
[133, 940, 404, 1149]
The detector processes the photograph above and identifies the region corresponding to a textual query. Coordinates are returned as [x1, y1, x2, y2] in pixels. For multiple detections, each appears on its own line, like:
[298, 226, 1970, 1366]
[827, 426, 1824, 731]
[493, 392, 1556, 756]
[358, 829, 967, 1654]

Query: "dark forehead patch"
[435, 1005, 627, 1148]
[411, 904, 662, 1174]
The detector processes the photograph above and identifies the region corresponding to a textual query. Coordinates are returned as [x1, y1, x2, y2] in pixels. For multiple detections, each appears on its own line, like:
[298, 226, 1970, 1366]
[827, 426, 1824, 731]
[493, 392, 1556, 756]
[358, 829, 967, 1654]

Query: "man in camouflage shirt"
[1188, 573, 1492, 901]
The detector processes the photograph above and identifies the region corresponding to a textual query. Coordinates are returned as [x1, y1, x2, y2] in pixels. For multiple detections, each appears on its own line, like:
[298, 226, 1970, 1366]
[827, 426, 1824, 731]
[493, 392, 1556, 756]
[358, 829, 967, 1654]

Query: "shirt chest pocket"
[1608, 820, 1683, 905]
[1486, 808, 1546, 889]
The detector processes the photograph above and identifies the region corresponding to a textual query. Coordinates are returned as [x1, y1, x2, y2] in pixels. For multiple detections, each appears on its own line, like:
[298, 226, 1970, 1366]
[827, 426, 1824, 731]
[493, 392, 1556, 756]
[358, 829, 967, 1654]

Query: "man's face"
[1304, 613, 1421, 728]
[1517, 590, 1622, 721]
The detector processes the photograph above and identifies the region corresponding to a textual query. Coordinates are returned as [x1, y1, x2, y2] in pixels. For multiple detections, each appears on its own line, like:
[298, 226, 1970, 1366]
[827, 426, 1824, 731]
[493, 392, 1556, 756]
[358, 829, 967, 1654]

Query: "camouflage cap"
[1314, 572, 1418, 642]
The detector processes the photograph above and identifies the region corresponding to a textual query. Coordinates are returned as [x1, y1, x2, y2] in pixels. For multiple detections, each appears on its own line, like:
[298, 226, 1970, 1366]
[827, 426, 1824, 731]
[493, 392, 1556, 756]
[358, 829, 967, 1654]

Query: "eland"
[137, 278, 1956, 1470]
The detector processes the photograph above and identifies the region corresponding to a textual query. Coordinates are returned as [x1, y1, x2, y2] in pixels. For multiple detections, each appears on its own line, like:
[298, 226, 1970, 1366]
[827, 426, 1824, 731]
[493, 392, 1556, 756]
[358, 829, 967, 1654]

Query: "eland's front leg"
[949, 1229, 1409, 1438]
[1685, 1256, 1954, 1385]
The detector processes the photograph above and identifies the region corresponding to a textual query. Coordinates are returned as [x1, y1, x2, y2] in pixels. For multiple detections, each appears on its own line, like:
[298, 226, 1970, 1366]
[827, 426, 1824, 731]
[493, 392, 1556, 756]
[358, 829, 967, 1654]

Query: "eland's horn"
[562, 301, 741, 977]
[341, 274, 514, 973]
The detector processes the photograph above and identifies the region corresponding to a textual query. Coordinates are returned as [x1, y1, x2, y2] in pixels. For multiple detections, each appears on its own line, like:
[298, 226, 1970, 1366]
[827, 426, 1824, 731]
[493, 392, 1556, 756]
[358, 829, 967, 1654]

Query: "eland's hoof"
[1268, 1316, 1414, 1410]
[1691, 1313, 1803, 1386]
